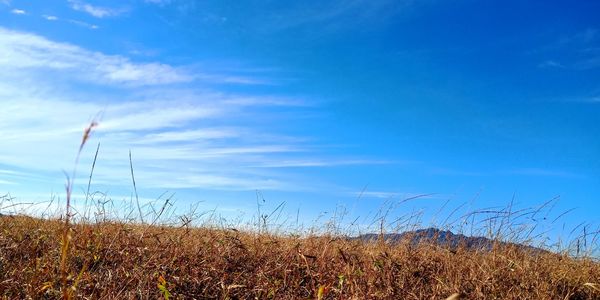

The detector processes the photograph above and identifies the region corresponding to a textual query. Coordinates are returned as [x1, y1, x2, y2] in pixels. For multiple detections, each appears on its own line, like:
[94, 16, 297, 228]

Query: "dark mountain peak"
[356, 227, 546, 253]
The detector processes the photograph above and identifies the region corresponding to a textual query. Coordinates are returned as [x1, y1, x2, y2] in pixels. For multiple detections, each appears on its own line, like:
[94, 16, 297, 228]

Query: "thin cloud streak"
[10, 8, 25, 14]
[0, 26, 390, 196]
[253, 159, 391, 168]
[68, 0, 125, 18]
[252, 0, 415, 34]
[427, 167, 584, 179]
[536, 28, 600, 71]
[0, 27, 191, 85]
[350, 191, 441, 200]
[130, 128, 241, 144]
[144, 0, 172, 5]
[0, 94, 375, 193]
[0, 40, 361, 194]
[0, 96, 313, 192]
[507, 168, 585, 179]
[42, 15, 58, 21]
[0, 27, 272, 86]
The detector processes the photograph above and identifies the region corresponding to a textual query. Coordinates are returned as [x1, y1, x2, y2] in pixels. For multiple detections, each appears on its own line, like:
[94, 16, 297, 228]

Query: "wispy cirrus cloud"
[130, 128, 241, 144]
[161, 0, 418, 37]
[538, 60, 565, 69]
[0, 27, 276, 86]
[558, 28, 598, 46]
[0, 179, 16, 185]
[0, 27, 190, 85]
[68, 0, 126, 18]
[352, 191, 398, 199]
[10, 8, 25, 14]
[285, 0, 408, 28]
[39, 14, 94, 29]
[253, 159, 391, 168]
[144, 0, 172, 5]
[0, 96, 304, 191]
[0, 91, 383, 192]
[428, 167, 488, 177]
[0, 26, 385, 194]
[555, 95, 600, 104]
[42, 15, 58, 21]
[572, 56, 600, 70]
[256, 0, 415, 33]
[0, 93, 370, 192]
[506, 168, 585, 179]
[537, 28, 600, 70]
[582, 96, 600, 103]
[426, 166, 584, 179]
[66, 19, 98, 29]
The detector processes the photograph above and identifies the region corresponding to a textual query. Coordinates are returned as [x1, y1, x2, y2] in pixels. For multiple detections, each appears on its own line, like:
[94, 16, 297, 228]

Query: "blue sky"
[0, 1, 599, 241]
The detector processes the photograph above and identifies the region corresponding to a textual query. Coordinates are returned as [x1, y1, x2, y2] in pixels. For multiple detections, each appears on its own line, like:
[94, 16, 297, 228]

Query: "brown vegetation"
[1, 215, 599, 299]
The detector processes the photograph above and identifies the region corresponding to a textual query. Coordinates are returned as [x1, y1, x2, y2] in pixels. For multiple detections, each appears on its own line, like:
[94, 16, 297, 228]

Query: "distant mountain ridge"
[356, 227, 546, 253]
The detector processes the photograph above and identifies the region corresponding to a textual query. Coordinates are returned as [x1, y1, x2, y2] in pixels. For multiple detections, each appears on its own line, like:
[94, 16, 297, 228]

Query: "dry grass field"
[1, 214, 599, 299]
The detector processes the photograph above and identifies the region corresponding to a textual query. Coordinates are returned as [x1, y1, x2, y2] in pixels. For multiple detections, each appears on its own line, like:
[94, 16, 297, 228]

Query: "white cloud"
[239, 0, 413, 35]
[0, 27, 380, 196]
[10, 8, 25, 14]
[196, 73, 272, 85]
[67, 19, 98, 29]
[0, 95, 307, 192]
[132, 128, 241, 144]
[97, 60, 191, 85]
[350, 191, 440, 200]
[0, 69, 319, 193]
[136, 173, 286, 190]
[0, 86, 379, 194]
[253, 159, 390, 168]
[98, 103, 220, 132]
[508, 168, 583, 178]
[537, 28, 600, 70]
[560, 95, 600, 104]
[144, 0, 172, 5]
[538, 60, 564, 69]
[585, 96, 600, 103]
[68, 0, 124, 18]
[428, 167, 487, 177]
[573, 56, 600, 70]
[222, 96, 309, 106]
[0, 27, 271, 86]
[0, 27, 190, 85]
[43, 15, 58, 21]
[559, 28, 598, 45]
[353, 191, 398, 199]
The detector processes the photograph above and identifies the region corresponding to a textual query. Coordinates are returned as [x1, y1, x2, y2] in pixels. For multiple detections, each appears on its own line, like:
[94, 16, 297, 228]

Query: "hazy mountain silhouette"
[356, 227, 546, 253]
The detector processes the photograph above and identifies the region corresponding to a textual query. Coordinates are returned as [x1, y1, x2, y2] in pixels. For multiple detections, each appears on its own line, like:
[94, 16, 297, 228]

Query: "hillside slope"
[1, 216, 599, 299]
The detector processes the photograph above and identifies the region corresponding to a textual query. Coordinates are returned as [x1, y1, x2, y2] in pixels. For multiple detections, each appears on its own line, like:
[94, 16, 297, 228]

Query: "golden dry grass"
[1, 215, 598, 299]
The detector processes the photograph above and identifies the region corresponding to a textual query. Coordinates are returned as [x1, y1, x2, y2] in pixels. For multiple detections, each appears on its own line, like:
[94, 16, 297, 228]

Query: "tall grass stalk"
[59, 120, 97, 300]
